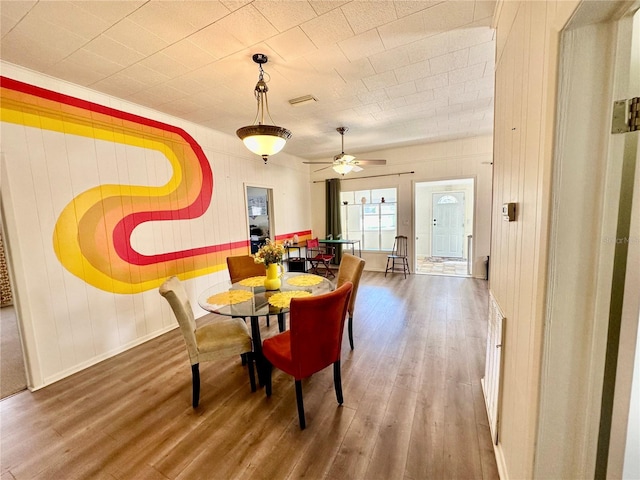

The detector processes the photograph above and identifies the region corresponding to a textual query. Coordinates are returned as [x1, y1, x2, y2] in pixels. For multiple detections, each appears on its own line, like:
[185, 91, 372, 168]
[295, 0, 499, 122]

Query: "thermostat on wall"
[502, 203, 516, 221]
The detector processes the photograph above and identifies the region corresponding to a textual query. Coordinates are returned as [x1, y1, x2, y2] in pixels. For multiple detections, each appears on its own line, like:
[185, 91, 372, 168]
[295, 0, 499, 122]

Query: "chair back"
[336, 253, 365, 316]
[227, 255, 265, 284]
[159, 276, 198, 364]
[306, 238, 319, 249]
[289, 282, 352, 379]
[393, 236, 408, 257]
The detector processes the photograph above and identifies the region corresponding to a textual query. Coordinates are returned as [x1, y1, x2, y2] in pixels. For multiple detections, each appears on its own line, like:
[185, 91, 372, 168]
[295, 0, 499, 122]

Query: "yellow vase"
[264, 263, 282, 290]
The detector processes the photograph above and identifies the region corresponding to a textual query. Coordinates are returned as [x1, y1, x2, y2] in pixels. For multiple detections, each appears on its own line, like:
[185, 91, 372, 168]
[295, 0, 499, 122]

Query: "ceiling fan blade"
[303, 161, 333, 164]
[352, 165, 364, 172]
[314, 165, 332, 172]
[354, 159, 386, 165]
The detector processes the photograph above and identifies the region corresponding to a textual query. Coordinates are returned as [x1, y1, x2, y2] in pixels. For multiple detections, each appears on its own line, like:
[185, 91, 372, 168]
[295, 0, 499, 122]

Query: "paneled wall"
[310, 135, 493, 277]
[491, 1, 579, 478]
[0, 63, 312, 389]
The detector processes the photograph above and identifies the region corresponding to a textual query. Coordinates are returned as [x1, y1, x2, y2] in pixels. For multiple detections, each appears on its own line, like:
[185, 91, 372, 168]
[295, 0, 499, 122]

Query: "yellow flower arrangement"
[253, 238, 285, 266]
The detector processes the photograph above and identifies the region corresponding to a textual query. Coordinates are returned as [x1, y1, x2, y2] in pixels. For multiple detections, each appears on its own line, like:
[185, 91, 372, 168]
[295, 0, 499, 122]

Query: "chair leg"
[241, 352, 247, 366]
[266, 314, 270, 327]
[333, 360, 343, 405]
[247, 353, 256, 392]
[295, 379, 306, 430]
[385, 257, 391, 276]
[265, 360, 273, 397]
[348, 315, 354, 350]
[191, 363, 200, 408]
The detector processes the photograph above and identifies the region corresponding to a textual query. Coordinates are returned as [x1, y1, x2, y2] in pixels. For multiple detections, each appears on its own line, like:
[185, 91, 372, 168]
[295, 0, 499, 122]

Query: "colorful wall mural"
[1, 77, 249, 294]
[1, 65, 314, 388]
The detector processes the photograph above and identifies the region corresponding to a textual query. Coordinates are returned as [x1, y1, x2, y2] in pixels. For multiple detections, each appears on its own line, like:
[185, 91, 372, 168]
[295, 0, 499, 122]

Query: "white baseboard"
[30, 323, 178, 391]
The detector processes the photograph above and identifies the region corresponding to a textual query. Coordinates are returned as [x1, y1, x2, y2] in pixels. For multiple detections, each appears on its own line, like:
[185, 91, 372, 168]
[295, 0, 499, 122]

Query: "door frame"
[536, 3, 640, 478]
[412, 176, 476, 275]
[244, 184, 275, 254]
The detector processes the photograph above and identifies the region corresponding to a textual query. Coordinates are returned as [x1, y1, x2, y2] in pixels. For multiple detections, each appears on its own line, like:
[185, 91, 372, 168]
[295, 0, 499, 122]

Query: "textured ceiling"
[0, 0, 496, 160]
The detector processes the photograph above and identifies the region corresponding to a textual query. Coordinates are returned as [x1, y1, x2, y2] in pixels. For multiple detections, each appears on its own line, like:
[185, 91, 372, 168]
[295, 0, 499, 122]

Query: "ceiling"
[0, 0, 496, 160]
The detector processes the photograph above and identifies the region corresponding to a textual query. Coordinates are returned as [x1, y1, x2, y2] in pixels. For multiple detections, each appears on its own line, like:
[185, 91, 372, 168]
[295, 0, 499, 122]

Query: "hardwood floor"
[0, 272, 498, 480]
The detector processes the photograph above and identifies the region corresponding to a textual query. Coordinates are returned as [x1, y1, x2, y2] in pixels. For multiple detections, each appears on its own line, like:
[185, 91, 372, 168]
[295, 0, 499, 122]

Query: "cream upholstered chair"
[159, 276, 256, 408]
[336, 253, 366, 350]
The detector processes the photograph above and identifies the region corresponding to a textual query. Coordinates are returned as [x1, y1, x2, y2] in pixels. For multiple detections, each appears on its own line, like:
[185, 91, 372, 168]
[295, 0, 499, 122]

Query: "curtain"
[325, 178, 342, 264]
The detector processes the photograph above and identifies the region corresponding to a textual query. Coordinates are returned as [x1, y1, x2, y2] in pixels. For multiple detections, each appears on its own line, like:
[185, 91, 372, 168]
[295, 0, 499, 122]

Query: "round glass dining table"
[197, 272, 334, 386]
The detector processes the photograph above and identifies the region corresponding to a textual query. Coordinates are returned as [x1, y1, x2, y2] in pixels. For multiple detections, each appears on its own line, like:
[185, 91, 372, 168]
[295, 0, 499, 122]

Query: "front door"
[432, 192, 464, 258]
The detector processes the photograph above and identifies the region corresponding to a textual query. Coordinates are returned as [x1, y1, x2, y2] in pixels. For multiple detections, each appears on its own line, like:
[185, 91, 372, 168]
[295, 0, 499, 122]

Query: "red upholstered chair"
[262, 282, 353, 429]
[226, 254, 271, 328]
[306, 238, 335, 278]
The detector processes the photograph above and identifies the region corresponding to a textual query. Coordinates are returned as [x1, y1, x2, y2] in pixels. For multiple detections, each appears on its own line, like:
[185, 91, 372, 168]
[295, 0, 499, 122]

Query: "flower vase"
[264, 263, 282, 290]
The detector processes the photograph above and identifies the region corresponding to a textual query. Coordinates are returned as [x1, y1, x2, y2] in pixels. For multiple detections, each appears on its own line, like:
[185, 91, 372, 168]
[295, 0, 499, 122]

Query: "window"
[340, 188, 397, 251]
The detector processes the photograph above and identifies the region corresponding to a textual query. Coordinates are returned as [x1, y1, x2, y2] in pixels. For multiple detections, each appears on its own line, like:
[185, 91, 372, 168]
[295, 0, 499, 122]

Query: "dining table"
[197, 271, 334, 386]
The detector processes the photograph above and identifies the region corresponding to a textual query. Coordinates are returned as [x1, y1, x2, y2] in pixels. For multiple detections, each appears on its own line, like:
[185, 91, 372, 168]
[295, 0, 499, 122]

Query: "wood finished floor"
[0, 272, 498, 480]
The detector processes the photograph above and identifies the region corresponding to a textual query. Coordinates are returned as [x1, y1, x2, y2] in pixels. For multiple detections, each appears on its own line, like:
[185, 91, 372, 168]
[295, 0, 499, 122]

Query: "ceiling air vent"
[288, 95, 318, 107]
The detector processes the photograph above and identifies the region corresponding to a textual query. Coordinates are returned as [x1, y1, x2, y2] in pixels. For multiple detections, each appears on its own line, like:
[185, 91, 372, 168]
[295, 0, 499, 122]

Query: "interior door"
[432, 192, 464, 257]
[246, 186, 272, 254]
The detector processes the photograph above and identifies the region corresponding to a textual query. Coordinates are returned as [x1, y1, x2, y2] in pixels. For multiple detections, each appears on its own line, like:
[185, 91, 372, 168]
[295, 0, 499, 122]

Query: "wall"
[0, 62, 312, 389]
[310, 135, 493, 277]
[490, 1, 579, 478]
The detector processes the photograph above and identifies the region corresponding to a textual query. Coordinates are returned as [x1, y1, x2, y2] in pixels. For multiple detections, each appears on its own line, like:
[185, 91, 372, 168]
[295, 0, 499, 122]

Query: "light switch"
[502, 203, 516, 222]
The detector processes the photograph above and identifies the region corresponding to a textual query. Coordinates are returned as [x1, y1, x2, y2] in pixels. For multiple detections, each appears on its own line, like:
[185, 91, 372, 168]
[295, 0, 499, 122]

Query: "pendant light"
[236, 54, 292, 163]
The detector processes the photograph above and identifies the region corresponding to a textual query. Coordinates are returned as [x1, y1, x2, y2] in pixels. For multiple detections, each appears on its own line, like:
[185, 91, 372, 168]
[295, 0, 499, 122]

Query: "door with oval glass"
[432, 192, 464, 258]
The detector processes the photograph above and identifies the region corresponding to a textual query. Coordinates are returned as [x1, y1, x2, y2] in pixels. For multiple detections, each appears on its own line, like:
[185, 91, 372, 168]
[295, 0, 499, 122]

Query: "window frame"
[340, 187, 397, 252]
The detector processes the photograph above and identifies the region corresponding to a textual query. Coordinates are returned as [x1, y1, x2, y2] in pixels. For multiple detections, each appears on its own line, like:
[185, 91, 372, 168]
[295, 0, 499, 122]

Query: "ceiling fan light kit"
[236, 54, 292, 164]
[303, 126, 387, 176]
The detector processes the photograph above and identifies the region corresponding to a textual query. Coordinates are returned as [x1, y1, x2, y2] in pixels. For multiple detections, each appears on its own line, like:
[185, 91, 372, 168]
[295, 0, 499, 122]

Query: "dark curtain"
[325, 178, 342, 264]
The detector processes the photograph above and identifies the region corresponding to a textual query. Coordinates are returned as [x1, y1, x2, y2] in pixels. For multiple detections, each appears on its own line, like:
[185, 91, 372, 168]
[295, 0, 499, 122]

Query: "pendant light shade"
[236, 54, 291, 163]
[332, 163, 354, 175]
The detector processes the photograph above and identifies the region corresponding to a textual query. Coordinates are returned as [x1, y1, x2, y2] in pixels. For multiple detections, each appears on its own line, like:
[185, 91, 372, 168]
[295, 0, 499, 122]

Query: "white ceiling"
[0, 0, 496, 160]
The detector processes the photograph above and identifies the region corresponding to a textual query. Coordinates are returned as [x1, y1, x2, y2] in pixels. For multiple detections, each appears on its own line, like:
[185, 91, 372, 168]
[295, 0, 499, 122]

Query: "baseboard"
[493, 440, 508, 479]
[30, 323, 178, 391]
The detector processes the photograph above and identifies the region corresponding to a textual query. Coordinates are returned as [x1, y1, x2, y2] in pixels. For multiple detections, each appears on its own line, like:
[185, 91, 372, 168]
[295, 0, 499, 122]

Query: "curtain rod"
[313, 171, 415, 183]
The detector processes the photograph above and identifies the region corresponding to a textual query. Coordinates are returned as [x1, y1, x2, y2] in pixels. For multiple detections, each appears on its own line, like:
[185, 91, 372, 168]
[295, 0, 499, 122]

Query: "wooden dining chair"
[384, 235, 410, 279]
[226, 254, 271, 327]
[159, 276, 256, 408]
[262, 282, 352, 429]
[306, 238, 335, 278]
[336, 253, 366, 350]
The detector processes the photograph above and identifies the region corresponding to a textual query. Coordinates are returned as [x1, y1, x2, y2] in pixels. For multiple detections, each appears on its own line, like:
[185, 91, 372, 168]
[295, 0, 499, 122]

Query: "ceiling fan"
[303, 127, 387, 175]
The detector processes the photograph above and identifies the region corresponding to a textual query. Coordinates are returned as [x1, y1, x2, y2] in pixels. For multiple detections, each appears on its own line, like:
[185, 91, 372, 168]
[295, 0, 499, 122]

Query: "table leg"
[250, 316, 266, 387]
[277, 312, 286, 332]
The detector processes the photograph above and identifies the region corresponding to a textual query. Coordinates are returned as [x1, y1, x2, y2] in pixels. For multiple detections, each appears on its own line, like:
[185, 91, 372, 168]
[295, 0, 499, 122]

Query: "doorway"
[246, 186, 273, 254]
[0, 227, 27, 398]
[414, 178, 474, 277]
